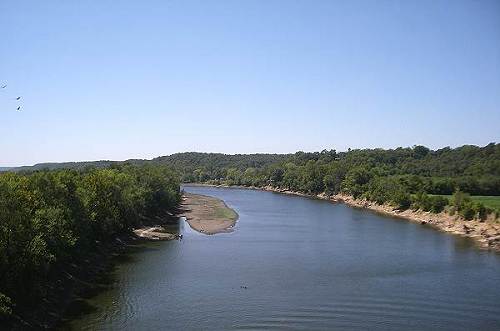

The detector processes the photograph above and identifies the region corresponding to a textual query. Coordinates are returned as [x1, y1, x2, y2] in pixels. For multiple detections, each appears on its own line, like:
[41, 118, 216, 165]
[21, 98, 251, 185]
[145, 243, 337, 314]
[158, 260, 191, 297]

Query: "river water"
[68, 186, 500, 330]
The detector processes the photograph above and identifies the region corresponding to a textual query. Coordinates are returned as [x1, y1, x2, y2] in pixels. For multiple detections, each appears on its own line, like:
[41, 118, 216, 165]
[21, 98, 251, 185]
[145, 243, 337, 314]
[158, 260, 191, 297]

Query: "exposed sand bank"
[180, 192, 238, 234]
[184, 183, 500, 252]
[133, 226, 179, 241]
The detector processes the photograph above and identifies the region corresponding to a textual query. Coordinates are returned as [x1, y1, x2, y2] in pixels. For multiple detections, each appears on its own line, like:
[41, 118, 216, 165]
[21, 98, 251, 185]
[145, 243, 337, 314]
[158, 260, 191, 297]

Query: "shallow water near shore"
[67, 186, 500, 330]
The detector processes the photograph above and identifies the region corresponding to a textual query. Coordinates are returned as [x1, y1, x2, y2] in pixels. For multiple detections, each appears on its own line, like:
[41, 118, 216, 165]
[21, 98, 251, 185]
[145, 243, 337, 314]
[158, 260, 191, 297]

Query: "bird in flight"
[16, 96, 21, 100]
[16, 106, 21, 111]
[1, 85, 6, 89]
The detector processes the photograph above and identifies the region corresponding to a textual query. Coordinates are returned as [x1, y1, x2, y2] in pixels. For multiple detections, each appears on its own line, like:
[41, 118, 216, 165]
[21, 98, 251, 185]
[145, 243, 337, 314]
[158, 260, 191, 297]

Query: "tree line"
[169, 144, 500, 218]
[0, 164, 180, 325]
[9, 145, 499, 198]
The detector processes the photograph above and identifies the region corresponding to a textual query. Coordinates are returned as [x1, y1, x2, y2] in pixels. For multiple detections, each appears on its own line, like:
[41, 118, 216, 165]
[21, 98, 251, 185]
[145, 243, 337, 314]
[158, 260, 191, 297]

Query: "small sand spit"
[180, 193, 238, 235]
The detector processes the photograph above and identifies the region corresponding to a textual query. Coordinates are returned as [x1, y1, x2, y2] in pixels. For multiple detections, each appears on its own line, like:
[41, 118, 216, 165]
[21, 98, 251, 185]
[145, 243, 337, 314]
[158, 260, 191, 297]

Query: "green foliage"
[466, 196, 500, 210]
[452, 189, 471, 209]
[429, 196, 449, 213]
[412, 192, 432, 211]
[428, 194, 500, 218]
[413, 194, 449, 213]
[475, 203, 488, 221]
[301, 160, 325, 193]
[341, 167, 372, 199]
[0, 165, 180, 318]
[392, 190, 412, 210]
[448, 189, 492, 220]
[459, 201, 476, 220]
[7, 144, 500, 196]
[323, 163, 347, 195]
[150, 144, 499, 217]
[151, 144, 499, 196]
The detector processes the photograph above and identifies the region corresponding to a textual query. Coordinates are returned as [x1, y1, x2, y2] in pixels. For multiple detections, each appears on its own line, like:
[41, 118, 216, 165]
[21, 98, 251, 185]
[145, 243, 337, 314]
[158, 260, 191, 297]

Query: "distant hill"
[153, 152, 291, 170]
[4, 152, 292, 174]
[4, 145, 499, 195]
[8, 159, 148, 172]
[13, 161, 117, 172]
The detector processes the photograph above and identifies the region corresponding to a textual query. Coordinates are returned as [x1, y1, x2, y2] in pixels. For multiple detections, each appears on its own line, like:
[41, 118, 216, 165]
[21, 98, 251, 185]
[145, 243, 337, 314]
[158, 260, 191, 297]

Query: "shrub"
[392, 191, 412, 210]
[475, 203, 488, 221]
[459, 201, 476, 220]
[452, 189, 471, 210]
[412, 192, 432, 211]
[429, 196, 448, 213]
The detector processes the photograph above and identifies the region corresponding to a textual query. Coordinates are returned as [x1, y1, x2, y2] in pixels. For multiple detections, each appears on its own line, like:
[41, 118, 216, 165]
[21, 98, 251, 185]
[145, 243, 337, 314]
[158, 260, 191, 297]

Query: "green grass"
[214, 206, 238, 220]
[429, 194, 500, 210]
[468, 196, 500, 210]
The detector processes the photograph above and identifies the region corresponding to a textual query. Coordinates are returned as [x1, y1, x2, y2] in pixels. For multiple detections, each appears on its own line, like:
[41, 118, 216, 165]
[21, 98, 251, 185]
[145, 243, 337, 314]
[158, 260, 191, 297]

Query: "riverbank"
[5, 219, 181, 330]
[184, 183, 500, 252]
[5, 233, 138, 330]
[133, 226, 179, 241]
[180, 193, 238, 234]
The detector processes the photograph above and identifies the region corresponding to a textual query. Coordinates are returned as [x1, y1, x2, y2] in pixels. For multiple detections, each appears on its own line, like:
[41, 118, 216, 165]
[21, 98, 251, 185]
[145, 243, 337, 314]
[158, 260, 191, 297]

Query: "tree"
[341, 167, 372, 198]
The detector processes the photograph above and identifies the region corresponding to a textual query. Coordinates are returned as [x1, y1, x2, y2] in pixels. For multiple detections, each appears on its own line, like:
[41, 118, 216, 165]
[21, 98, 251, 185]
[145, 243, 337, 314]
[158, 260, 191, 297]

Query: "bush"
[392, 191, 412, 210]
[475, 203, 488, 221]
[429, 196, 448, 213]
[412, 192, 432, 211]
[452, 189, 471, 210]
[459, 201, 476, 220]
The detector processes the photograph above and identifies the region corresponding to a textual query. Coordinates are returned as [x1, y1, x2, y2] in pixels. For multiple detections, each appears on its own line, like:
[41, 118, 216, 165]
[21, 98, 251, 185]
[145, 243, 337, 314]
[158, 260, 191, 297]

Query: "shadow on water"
[57, 218, 182, 330]
[63, 299, 99, 319]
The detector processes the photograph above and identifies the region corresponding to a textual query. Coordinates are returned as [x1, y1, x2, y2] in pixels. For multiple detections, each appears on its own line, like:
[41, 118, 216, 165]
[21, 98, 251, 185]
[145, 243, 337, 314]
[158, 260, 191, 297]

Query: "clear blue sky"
[1, 0, 499, 166]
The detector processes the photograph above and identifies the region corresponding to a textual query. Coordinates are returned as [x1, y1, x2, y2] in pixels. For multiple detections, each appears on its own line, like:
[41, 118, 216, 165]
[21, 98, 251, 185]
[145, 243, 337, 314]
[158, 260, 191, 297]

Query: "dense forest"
[0, 164, 180, 328]
[5, 144, 500, 220]
[168, 144, 500, 218]
[8, 153, 290, 174]
[11, 144, 498, 198]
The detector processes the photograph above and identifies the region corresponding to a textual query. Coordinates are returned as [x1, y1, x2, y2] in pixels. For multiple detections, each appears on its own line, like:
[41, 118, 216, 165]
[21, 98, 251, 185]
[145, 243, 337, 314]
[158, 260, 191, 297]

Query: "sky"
[1, 0, 499, 167]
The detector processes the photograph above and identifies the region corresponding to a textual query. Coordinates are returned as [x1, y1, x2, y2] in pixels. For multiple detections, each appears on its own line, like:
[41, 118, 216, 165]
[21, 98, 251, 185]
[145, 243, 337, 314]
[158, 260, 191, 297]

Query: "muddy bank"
[184, 183, 500, 252]
[180, 193, 238, 234]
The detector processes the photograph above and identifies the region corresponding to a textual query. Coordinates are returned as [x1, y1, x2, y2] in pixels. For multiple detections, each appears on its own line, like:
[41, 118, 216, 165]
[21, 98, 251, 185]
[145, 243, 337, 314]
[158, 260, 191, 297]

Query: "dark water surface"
[69, 186, 500, 330]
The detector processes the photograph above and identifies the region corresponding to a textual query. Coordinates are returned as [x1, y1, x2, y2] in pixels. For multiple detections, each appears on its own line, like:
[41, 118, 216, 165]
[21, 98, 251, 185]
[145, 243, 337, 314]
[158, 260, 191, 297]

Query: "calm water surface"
[69, 186, 500, 330]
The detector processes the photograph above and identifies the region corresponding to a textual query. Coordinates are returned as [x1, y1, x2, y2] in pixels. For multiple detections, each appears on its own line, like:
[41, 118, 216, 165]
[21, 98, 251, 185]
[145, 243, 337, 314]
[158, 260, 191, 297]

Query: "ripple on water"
[67, 187, 500, 331]
[234, 294, 500, 331]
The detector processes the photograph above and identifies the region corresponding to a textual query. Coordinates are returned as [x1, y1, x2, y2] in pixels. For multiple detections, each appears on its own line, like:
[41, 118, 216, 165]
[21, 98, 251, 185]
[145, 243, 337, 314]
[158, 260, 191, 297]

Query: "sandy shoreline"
[180, 192, 239, 234]
[133, 226, 178, 241]
[185, 183, 500, 252]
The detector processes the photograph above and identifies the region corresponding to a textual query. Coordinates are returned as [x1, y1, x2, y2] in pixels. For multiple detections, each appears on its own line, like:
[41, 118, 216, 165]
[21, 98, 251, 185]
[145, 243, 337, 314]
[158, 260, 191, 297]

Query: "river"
[67, 185, 500, 330]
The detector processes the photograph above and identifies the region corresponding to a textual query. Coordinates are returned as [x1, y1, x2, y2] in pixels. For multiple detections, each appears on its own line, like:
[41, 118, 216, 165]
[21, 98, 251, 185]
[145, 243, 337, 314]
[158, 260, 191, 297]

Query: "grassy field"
[430, 195, 500, 210]
[468, 196, 500, 210]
